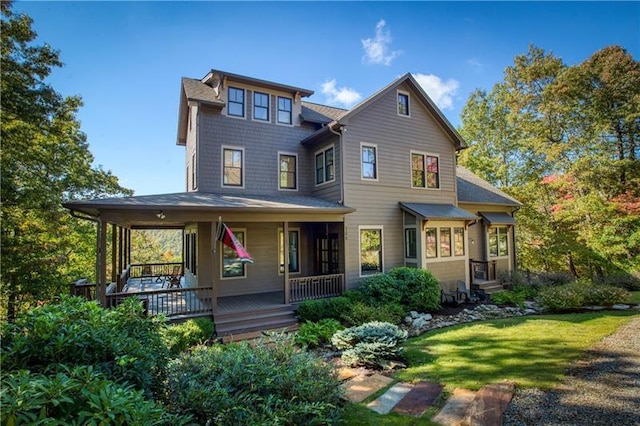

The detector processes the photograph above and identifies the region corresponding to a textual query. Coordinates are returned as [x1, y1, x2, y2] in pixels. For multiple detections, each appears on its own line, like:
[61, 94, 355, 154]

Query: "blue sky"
[14, 1, 640, 196]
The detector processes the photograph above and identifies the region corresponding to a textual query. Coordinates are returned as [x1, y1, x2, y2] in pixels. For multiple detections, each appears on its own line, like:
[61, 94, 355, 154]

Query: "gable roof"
[301, 101, 346, 124]
[456, 166, 521, 207]
[181, 77, 225, 107]
[203, 69, 314, 98]
[301, 73, 467, 150]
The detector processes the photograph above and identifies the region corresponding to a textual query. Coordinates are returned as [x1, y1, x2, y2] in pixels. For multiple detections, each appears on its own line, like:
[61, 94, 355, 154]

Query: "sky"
[13, 1, 640, 196]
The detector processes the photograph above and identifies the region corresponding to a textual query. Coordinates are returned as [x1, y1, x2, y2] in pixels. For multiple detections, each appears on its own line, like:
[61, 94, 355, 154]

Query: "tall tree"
[1, 2, 131, 320]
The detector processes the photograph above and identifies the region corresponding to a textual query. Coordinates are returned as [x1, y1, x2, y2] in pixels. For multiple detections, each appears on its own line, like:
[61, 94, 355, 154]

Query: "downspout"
[326, 123, 345, 205]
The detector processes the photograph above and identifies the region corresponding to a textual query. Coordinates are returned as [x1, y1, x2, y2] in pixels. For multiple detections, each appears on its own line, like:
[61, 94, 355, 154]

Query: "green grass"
[627, 291, 640, 304]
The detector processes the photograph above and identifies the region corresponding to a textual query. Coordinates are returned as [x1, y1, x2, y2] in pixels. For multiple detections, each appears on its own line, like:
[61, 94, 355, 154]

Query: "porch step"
[214, 305, 298, 337]
[472, 280, 504, 295]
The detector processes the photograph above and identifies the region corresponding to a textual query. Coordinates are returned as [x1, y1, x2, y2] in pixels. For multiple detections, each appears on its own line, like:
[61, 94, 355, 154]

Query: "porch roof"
[479, 211, 517, 225]
[399, 202, 478, 221]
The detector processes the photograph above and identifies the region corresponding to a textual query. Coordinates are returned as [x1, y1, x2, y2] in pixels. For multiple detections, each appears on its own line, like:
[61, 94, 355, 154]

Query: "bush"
[1, 366, 191, 426]
[536, 282, 630, 311]
[596, 273, 640, 291]
[358, 273, 403, 306]
[339, 301, 405, 327]
[389, 267, 441, 312]
[165, 334, 343, 425]
[1, 295, 169, 397]
[582, 284, 630, 306]
[296, 296, 352, 323]
[163, 317, 215, 355]
[534, 271, 575, 287]
[295, 319, 343, 348]
[490, 290, 527, 307]
[332, 321, 407, 369]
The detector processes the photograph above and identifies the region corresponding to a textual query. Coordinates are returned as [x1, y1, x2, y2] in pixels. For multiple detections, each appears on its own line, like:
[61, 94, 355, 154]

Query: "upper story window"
[315, 146, 334, 185]
[253, 91, 269, 121]
[222, 146, 244, 187]
[277, 96, 293, 124]
[489, 226, 509, 257]
[411, 152, 440, 189]
[361, 144, 378, 180]
[228, 87, 245, 117]
[279, 153, 297, 190]
[398, 91, 410, 116]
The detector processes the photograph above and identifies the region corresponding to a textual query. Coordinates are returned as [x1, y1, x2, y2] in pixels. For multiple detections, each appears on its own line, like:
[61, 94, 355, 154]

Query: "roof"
[301, 101, 347, 124]
[399, 202, 478, 221]
[203, 69, 314, 98]
[479, 212, 517, 225]
[456, 166, 522, 207]
[181, 77, 225, 107]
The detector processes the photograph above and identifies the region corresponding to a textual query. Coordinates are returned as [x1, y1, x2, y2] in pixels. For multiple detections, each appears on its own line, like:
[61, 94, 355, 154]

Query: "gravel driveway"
[503, 314, 640, 426]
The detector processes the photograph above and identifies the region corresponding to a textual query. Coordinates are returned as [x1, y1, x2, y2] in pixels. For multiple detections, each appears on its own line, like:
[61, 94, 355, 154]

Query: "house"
[64, 69, 520, 334]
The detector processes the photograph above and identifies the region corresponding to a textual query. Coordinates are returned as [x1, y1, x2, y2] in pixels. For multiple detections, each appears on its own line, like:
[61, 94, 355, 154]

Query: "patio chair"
[166, 265, 182, 289]
[141, 265, 153, 284]
[440, 283, 458, 305]
[455, 280, 471, 303]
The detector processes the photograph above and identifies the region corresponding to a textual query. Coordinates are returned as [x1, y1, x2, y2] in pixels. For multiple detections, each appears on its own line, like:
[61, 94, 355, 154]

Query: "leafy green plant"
[536, 282, 630, 311]
[490, 290, 527, 307]
[162, 317, 215, 355]
[332, 321, 407, 369]
[358, 273, 403, 306]
[339, 301, 405, 327]
[582, 284, 630, 306]
[295, 319, 343, 348]
[165, 334, 343, 425]
[596, 273, 640, 291]
[389, 266, 441, 312]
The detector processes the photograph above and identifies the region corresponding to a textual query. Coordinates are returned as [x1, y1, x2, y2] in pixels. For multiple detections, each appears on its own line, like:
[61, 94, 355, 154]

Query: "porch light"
[156, 210, 166, 220]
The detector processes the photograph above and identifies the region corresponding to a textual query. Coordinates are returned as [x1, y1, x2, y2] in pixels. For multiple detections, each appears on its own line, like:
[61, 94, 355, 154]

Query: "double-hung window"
[228, 87, 245, 117]
[360, 227, 383, 276]
[279, 229, 300, 274]
[489, 226, 509, 257]
[279, 153, 297, 190]
[277, 96, 292, 124]
[222, 229, 246, 278]
[411, 152, 440, 189]
[315, 146, 334, 185]
[253, 91, 269, 121]
[222, 147, 244, 187]
[405, 228, 417, 258]
[398, 91, 410, 116]
[361, 144, 378, 180]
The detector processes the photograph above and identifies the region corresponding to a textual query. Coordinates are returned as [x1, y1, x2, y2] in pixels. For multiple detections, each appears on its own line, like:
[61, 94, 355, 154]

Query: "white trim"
[221, 145, 245, 189]
[424, 225, 467, 262]
[410, 150, 441, 190]
[397, 90, 411, 117]
[276, 95, 294, 126]
[278, 227, 301, 275]
[220, 228, 248, 280]
[487, 225, 510, 260]
[252, 90, 271, 123]
[226, 86, 246, 119]
[277, 151, 298, 192]
[358, 225, 384, 277]
[360, 142, 379, 181]
[314, 144, 336, 186]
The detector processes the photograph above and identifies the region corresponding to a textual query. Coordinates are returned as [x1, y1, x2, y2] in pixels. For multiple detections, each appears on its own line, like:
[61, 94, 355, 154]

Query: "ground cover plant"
[536, 282, 629, 311]
[162, 317, 215, 356]
[332, 322, 408, 369]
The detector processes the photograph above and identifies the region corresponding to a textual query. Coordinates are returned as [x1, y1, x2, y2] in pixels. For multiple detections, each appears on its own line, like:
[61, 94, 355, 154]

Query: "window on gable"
[412, 152, 440, 189]
[222, 229, 246, 278]
[361, 144, 378, 180]
[222, 147, 244, 187]
[279, 229, 300, 274]
[254, 91, 269, 121]
[398, 92, 410, 116]
[360, 227, 382, 276]
[315, 146, 334, 185]
[427, 155, 439, 188]
[489, 226, 509, 257]
[411, 153, 425, 187]
[277, 96, 292, 124]
[228, 87, 245, 117]
[279, 153, 297, 190]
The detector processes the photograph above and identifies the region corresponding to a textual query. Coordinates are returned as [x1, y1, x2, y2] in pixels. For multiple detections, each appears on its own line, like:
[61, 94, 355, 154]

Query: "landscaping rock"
[366, 382, 414, 414]
[611, 304, 630, 310]
[341, 374, 394, 403]
[393, 381, 444, 417]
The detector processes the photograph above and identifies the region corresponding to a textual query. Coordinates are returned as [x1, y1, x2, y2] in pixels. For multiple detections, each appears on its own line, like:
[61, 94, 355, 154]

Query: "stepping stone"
[462, 382, 515, 426]
[336, 367, 360, 381]
[341, 374, 394, 403]
[431, 388, 476, 426]
[366, 382, 414, 415]
[393, 381, 444, 417]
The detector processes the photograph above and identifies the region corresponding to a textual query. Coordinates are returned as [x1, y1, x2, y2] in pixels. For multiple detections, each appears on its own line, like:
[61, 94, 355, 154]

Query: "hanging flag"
[217, 222, 254, 264]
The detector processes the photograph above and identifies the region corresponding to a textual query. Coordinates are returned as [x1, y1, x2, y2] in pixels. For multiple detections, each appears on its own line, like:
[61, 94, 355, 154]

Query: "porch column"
[96, 217, 108, 307]
[210, 222, 218, 312]
[110, 224, 117, 283]
[283, 221, 290, 304]
[126, 228, 131, 266]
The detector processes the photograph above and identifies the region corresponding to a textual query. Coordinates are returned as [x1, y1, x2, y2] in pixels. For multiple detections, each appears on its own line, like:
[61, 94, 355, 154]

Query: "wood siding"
[426, 259, 467, 286]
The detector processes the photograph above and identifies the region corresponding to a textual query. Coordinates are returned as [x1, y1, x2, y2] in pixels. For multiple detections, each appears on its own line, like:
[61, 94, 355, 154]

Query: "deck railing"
[289, 274, 344, 303]
[470, 259, 496, 283]
[106, 286, 214, 317]
[129, 262, 183, 280]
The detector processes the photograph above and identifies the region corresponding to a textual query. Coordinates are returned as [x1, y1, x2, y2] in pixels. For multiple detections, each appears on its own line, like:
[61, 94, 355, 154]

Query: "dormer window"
[254, 91, 269, 121]
[398, 91, 410, 116]
[228, 87, 245, 117]
[277, 96, 292, 124]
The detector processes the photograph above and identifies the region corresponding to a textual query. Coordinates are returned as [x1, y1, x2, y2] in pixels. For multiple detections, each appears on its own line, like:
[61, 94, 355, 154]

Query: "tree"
[1, 2, 132, 320]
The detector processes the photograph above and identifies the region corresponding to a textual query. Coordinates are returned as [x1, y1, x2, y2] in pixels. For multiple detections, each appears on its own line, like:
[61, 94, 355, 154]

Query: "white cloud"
[321, 79, 362, 108]
[361, 19, 401, 66]
[467, 58, 483, 70]
[412, 73, 460, 110]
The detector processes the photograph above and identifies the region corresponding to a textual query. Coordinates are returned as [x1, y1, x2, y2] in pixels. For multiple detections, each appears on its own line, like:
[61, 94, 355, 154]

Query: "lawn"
[340, 310, 638, 425]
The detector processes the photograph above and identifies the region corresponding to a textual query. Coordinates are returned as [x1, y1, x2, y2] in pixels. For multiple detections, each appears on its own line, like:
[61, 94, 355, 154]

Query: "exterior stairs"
[472, 279, 504, 295]
[214, 304, 298, 339]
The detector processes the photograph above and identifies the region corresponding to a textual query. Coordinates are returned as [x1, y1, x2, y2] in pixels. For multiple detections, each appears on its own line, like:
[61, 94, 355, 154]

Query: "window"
[425, 228, 437, 258]
[222, 147, 244, 187]
[277, 96, 292, 124]
[316, 233, 339, 274]
[454, 227, 465, 256]
[315, 146, 334, 185]
[191, 153, 197, 190]
[279, 229, 300, 274]
[489, 226, 509, 257]
[222, 229, 246, 278]
[360, 227, 383, 276]
[398, 92, 410, 116]
[279, 153, 297, 190]
[361, 144, 378, 180]
[185, 232, 197, 274]
[440, 228, 452, 257]
[253, 91, 269, 121]
[411, 152, 439, 189]
[405, 228, 417, 258]
[228, 87, 244, 117]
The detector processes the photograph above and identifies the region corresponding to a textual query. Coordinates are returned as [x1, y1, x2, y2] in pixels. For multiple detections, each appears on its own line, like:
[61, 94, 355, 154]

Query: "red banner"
[218, 223, 254, 264]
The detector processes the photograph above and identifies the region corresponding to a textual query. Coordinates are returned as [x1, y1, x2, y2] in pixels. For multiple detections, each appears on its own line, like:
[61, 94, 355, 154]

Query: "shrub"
[596, 273, 640, 291]
[534, 271, 575, 287]
[358, 273, 403, 306]
[1, 366, 191, 426]
[536, 282, 630, 311]
[490, 290, 527, 307]
[295, 319, 343, 348]
[165, 334, 343, 425]
[332, 321, 407, 369]
[296, 296, 352, 323]
[1, 295, 169, 397]
[582, 284, 630, 306]
[339, 301, 405, 327]
[163, 317, 215, 356]
[389, 267, 441, 312]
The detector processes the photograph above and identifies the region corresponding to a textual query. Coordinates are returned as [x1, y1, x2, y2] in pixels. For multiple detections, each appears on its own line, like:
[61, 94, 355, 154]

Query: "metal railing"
[289, 274, 344, 303]
[470, 259, 497, 283]
[106, 286, 214, 317]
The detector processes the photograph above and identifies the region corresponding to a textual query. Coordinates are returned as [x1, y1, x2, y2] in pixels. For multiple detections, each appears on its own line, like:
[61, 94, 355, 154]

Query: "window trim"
[488, 226, 510, 259]
[360, 143, 378, 181]
[404, 228, 417, 259]
[227, 86, 245, 118]
[191, 152, 197, 190]
[425, 225, 467, 262]
[278, 228, 301, 275]
[358, 225, 384, 277]
[411, 151, 440, 190]
[221, 145, 245, 188]
[253, 91, 270, 122]
[277, 96, 293, 125]
[397, 90, 411, 117]
[315, 145, 335, 186]
[220, 228, 247, 280]
[278, 151, 298, 191]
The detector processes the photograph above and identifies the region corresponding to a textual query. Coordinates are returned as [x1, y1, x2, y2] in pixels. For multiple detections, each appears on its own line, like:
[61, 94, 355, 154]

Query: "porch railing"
[106, 286, 214, 317]
[70, 279, 96, 300]
[289, 274, 344, 303]
[129, 262, 183, 280]
[470, 259, 496, 283]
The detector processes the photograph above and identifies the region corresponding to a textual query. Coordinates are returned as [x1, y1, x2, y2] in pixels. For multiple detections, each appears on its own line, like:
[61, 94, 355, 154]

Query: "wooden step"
[214, 305, 298, 336]
[472, 280, 504, 294]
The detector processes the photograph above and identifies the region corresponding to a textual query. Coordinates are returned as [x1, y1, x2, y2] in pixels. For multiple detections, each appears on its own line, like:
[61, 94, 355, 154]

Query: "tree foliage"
[1, 2, 131, 320]
[459, 44, 640, 278]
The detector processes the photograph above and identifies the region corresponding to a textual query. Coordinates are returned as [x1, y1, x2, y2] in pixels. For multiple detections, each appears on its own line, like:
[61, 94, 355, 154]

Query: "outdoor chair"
[166, 265, 182, 289]
[455, 280, 471, 303]
[141, 265, 153, 284]
[440, 283, 458, 305]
